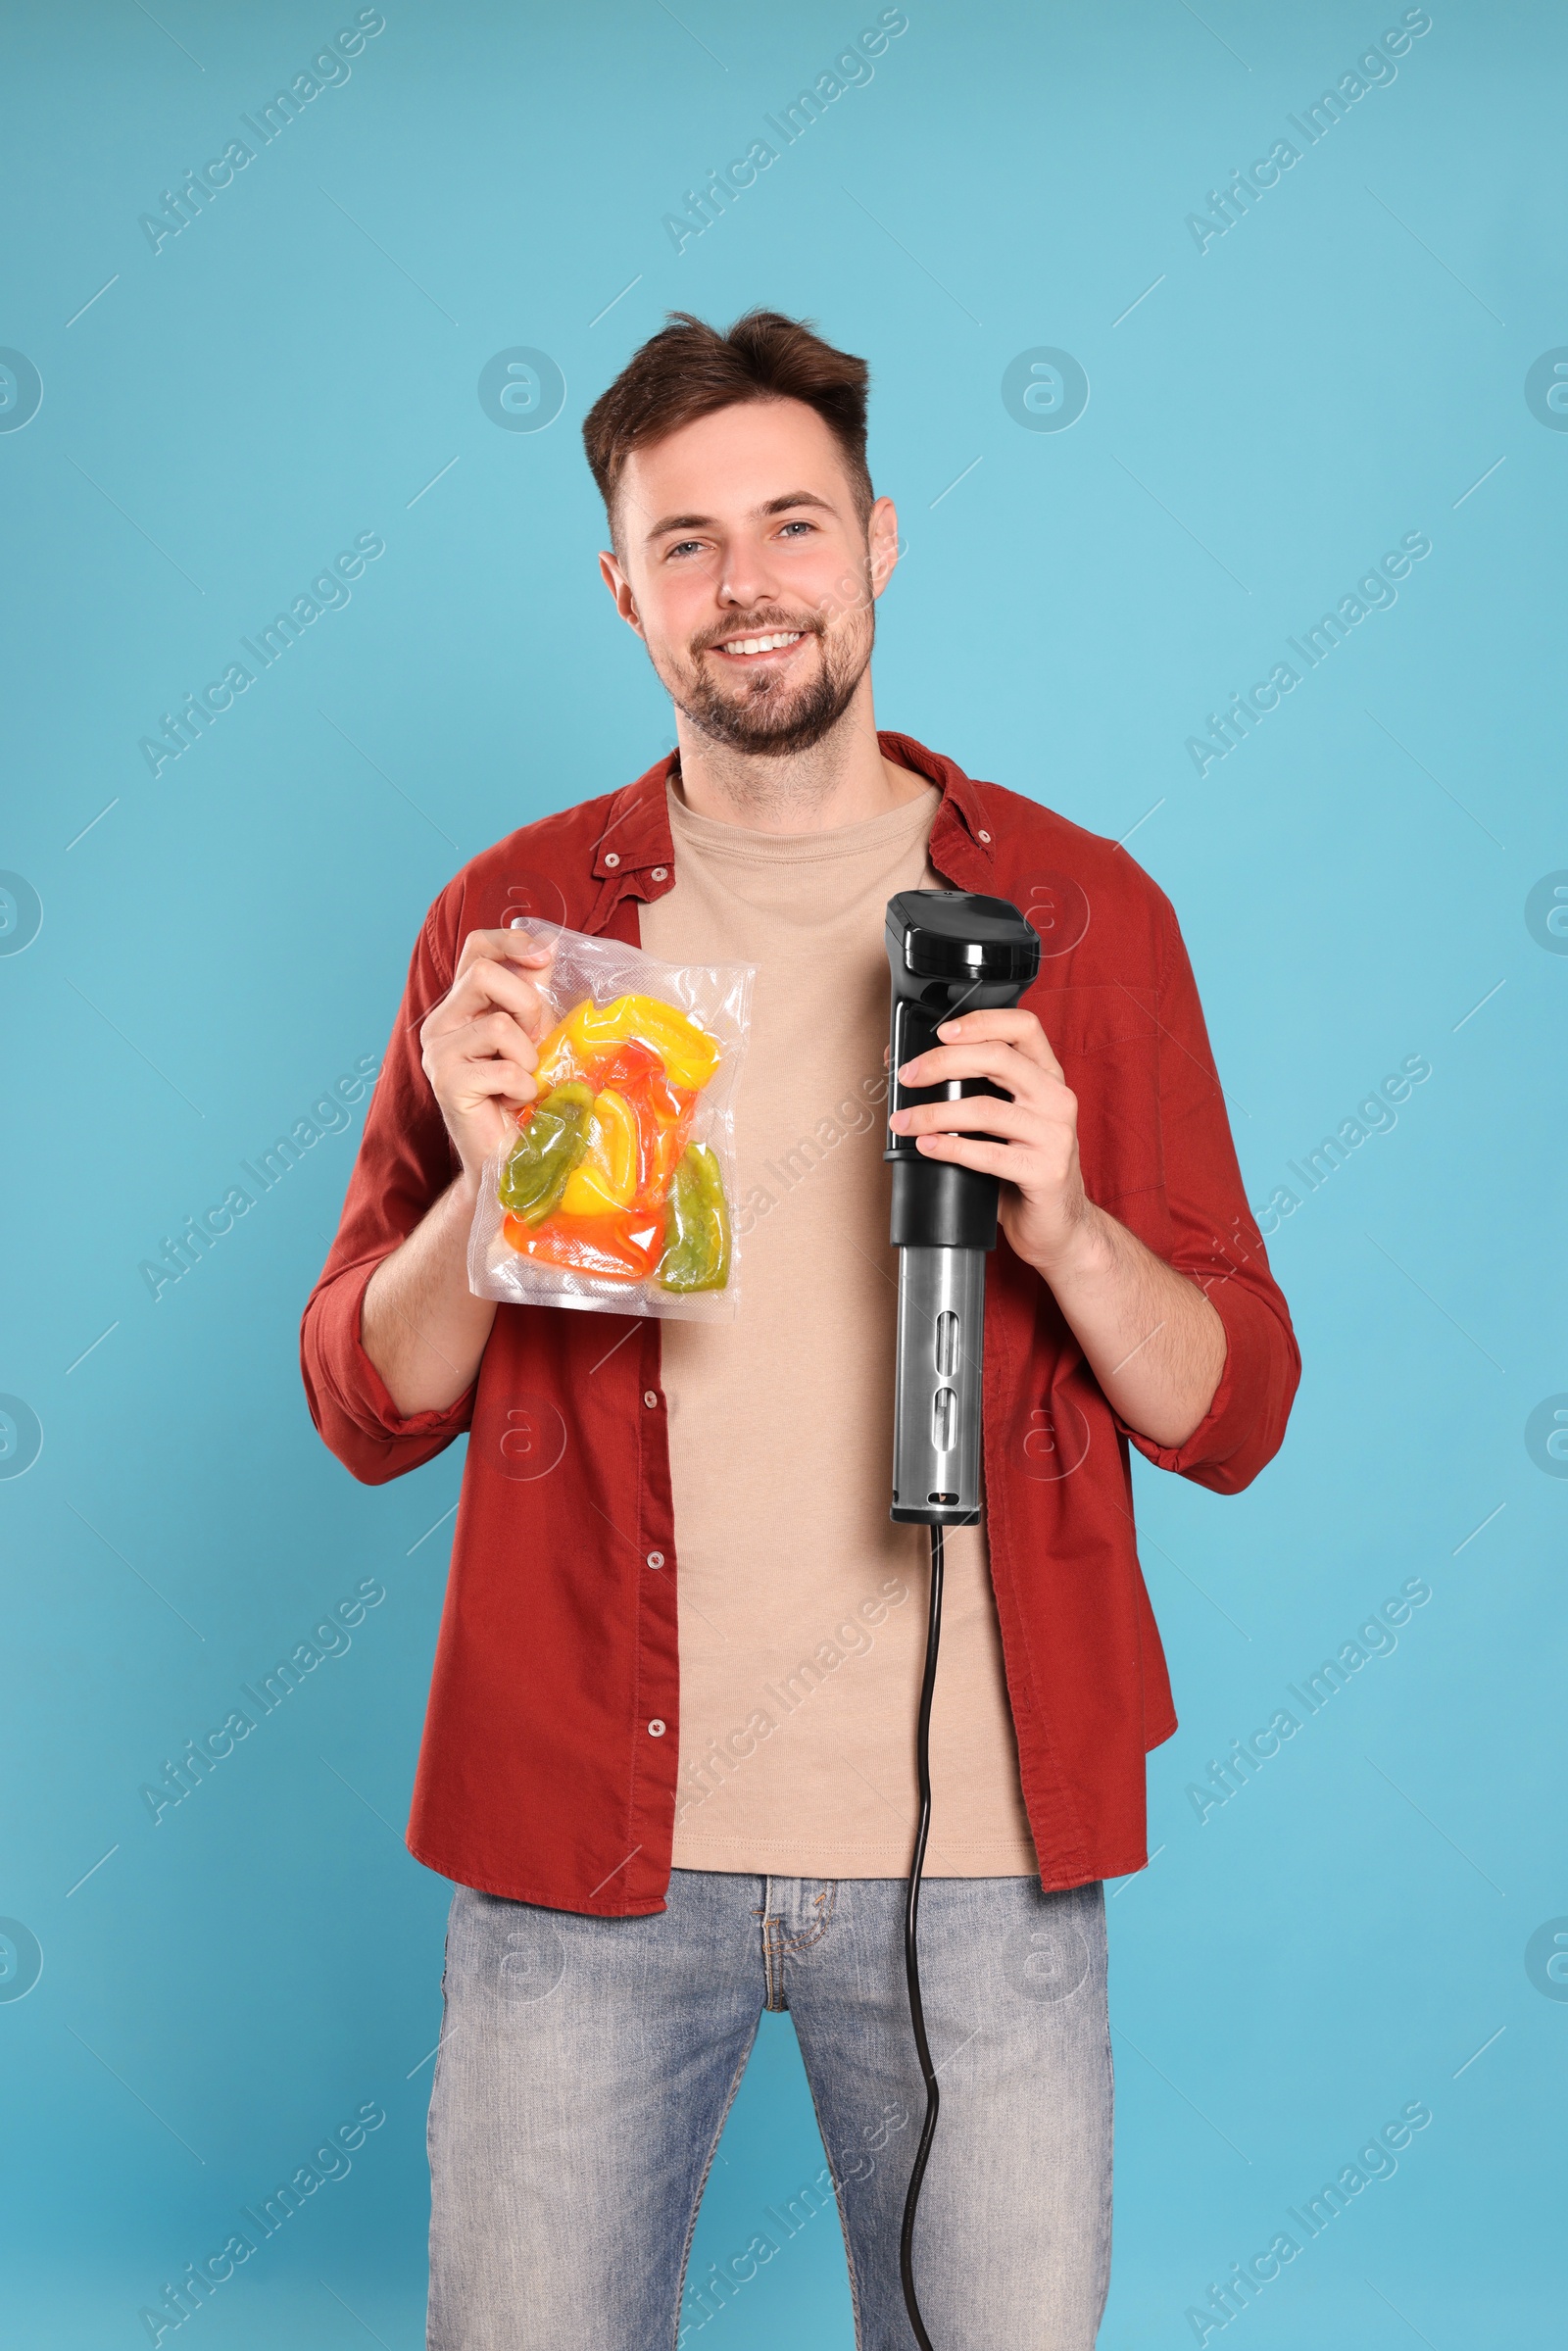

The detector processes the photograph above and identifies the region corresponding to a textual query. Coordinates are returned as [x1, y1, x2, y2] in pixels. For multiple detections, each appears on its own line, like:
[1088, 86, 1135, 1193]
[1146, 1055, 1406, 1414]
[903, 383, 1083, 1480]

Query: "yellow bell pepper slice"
[560, 1088, 639, 1216]
[535, 993, 720, 1094]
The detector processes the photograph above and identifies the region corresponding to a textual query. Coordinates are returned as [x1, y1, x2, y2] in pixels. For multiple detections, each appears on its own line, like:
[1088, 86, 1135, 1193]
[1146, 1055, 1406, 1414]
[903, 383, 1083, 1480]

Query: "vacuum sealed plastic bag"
[467, 919, 755, 1320]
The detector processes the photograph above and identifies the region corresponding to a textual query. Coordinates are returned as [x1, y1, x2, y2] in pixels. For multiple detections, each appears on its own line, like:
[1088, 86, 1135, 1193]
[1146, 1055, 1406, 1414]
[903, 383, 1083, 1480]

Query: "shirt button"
[648, 1718, 666, 1738]
[651, 865, 668, 882]
[604, 851, 620, 868]
[643, 1390, 659, 1409]
[646, 1549, 664, 1569]
[977, 828, 992, 845]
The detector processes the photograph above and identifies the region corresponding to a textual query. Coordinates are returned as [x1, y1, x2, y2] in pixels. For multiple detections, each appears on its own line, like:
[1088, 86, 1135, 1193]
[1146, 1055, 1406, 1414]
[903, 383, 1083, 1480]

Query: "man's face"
[599, 398, 899, 757]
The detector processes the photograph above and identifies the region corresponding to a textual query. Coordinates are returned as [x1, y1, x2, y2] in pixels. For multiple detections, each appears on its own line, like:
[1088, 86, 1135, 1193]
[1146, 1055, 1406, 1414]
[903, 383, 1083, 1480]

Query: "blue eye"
[779, 519, 813, 538]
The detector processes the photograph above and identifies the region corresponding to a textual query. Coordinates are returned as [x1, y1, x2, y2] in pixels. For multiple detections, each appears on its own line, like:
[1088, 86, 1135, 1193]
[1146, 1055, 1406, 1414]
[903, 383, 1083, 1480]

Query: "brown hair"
[582, 309, 872, 547]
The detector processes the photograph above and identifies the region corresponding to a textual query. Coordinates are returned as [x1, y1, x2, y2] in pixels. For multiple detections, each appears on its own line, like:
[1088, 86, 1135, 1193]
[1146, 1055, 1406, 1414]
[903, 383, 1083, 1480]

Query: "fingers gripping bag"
[467, 920, 756, 1321]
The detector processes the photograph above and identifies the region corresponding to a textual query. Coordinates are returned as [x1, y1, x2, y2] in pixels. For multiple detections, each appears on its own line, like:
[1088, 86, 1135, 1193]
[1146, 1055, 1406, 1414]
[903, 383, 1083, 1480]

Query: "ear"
[598, 548, 645, 640]
[867, 495, 900, 602]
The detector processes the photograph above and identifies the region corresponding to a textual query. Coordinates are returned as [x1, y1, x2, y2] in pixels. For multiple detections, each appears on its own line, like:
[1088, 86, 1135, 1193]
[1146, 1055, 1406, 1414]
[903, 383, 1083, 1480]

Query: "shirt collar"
[589, 734, 994, 888]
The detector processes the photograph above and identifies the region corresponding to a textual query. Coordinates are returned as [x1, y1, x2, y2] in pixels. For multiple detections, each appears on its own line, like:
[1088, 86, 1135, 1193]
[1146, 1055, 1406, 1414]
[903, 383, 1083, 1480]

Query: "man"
[302, 309, 1298, 2349]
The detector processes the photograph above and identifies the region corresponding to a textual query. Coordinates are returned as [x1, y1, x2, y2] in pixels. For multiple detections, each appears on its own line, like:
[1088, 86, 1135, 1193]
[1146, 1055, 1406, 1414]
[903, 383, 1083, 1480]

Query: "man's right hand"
[419, 927, 557, 1183]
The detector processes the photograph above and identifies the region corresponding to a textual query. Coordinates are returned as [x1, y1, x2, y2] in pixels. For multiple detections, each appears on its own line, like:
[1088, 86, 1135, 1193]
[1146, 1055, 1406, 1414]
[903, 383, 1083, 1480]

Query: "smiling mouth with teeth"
[710, 630, 805, 658]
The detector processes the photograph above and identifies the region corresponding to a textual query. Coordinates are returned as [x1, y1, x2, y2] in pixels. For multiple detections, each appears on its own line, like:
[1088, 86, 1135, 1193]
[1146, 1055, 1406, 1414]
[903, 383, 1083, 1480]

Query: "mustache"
[691, 612, 823, 656]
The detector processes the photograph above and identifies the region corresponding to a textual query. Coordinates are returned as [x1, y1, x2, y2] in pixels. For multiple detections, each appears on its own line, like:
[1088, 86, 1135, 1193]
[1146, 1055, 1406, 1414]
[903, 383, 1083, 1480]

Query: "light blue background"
[1, 2, 1562, 2343]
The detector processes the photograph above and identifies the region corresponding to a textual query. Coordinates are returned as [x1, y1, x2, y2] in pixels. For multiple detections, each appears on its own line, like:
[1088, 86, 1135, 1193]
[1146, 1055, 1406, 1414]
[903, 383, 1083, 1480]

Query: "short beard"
[669, 610, 873, 758]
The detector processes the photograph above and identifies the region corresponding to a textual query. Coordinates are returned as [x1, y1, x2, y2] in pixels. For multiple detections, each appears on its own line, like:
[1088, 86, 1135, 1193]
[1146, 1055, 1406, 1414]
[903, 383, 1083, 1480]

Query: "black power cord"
[898, 1519, 945, 2350]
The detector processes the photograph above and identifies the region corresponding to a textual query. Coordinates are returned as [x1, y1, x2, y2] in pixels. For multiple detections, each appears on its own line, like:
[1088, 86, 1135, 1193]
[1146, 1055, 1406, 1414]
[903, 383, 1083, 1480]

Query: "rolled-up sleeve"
[1117, 898, 1300, 1494]
[301, 899, 478, 1485]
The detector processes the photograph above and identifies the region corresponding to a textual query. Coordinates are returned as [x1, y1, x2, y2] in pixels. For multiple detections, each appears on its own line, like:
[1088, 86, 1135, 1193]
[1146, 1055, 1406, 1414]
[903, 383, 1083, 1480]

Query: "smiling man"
[302, 309, 1299, 2350]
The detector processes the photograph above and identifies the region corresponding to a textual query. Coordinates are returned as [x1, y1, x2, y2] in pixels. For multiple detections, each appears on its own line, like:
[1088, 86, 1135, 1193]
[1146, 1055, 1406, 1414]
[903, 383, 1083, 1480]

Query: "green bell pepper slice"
[658, 1143, 731, 1293]
[499, 1081, 594, 1225]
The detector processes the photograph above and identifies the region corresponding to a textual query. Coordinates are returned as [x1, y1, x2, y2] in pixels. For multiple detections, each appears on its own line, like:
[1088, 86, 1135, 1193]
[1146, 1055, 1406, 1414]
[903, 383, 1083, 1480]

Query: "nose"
[715, 529, 784, 614]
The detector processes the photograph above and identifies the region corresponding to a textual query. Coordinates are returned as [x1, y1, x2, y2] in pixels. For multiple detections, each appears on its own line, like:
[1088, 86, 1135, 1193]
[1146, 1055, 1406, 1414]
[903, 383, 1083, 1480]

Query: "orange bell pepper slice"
[501, 1206, 662, 1282]
[592, 1038, 663, 1092]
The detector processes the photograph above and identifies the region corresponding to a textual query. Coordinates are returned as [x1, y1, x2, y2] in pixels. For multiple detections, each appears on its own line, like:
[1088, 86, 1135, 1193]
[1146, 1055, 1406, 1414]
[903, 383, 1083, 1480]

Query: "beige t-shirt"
[641, 777, 1039, 1878]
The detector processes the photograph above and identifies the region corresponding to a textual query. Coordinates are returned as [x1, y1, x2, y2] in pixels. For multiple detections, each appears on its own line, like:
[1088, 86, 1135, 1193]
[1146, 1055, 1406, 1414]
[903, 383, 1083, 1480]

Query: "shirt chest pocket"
[1029, 984, 1164, 1211]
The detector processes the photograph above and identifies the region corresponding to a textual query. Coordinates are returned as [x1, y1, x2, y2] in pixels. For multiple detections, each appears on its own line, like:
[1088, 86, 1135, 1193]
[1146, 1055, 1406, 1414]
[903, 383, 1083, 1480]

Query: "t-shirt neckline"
[663, 772, 939, 866]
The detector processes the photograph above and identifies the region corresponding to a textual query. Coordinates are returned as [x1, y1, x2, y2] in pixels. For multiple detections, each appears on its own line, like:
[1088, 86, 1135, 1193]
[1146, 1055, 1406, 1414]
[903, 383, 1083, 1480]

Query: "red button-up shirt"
[301, 734, 1299, 1914]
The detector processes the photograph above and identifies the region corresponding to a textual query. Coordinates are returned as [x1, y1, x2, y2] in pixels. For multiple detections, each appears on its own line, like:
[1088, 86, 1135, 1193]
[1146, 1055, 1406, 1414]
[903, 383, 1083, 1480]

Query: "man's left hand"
[889, 1007, 1090, 1278]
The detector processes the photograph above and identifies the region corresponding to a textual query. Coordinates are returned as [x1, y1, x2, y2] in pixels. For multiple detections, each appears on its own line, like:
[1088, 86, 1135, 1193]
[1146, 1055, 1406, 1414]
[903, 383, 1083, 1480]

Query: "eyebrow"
[642, 489, 837, 545]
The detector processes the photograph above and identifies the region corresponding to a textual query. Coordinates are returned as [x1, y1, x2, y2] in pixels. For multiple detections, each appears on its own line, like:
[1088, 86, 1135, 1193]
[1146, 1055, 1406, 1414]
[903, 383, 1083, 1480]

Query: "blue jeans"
[426, 1870, 1112, 2349]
